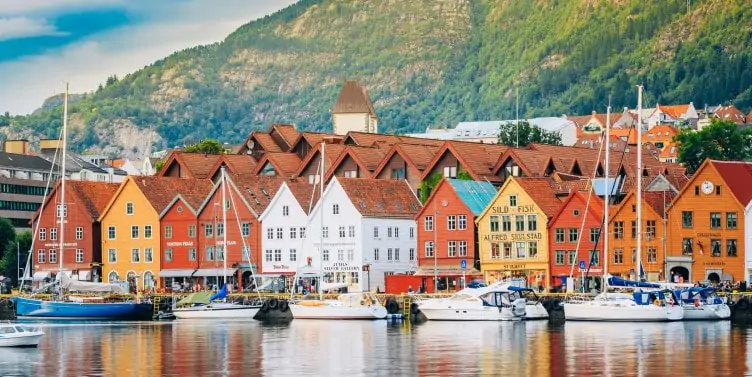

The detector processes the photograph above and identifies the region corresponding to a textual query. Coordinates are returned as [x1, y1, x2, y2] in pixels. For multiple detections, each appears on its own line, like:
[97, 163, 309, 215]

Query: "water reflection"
[0, 320, 749, 376]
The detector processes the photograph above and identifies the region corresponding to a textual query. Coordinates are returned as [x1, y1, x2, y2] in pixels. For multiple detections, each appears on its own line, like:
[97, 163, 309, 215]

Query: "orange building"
[666, 160, 752, 283]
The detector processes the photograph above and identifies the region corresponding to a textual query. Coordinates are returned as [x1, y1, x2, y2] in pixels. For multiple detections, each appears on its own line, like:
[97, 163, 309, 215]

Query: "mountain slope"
[4, 0, 752, 157]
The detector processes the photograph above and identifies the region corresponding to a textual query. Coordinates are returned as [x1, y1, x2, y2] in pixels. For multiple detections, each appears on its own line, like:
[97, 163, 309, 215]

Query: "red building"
[195, 174, 283, 290]
[31, 180, 119, 283]
[547, 190, 604, 292]
[413, 178, 496, 292]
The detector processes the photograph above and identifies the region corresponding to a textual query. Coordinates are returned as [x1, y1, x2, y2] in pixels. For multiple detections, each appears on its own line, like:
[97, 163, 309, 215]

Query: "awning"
[78, 270, 92, 281]
[414, 267, 482, 277]
[33, 271, 52, 282]
[192, 268, 238, 277]
[158, 269, 196, 278]
[55, 270, 73, 281]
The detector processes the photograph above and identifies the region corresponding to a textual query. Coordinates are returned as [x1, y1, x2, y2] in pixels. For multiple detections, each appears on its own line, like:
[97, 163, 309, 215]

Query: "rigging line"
[225, 177, 262, 301]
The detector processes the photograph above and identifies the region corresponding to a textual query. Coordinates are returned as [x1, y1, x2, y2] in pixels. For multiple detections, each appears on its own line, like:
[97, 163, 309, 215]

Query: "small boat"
[172, 285, 261, 319]
[417, 283, 527, 321]
[289, 292, 387, 320]
[502, 285, 550, 319]
[0, 322, 44, 347]
[674, 287, 731, 320]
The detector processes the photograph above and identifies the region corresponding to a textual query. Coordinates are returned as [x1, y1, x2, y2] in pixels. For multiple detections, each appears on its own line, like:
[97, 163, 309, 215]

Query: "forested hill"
[4, 0, 752, 156]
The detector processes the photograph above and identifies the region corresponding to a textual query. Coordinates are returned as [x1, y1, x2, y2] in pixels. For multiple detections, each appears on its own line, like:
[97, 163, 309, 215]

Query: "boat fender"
[653, 299, 661, 306]
[694, 299, 700, 307]
[542, 300, 552, 311]
[386, 300, 399, 314]
[278, 300, 289, 312]
[260, 301, 270, 312]
[735, 298, 749, 311]
[267, 298, 279, 310]
[410, 303, 420, 315]
[2, 300, 12, 309]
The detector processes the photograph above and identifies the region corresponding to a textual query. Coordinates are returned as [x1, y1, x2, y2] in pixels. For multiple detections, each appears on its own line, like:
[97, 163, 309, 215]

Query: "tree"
[154, 160, 166, 172]
[184, 139, 225, 154]
[675, 119, 752, 174]
[498, 121, 563, 147]
[0, 231, 31, 287]
[0, 218, 15, 261]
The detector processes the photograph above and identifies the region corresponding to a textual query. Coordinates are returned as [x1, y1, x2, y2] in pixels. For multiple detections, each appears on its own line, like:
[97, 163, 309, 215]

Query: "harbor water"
[1, 320, 750, 376]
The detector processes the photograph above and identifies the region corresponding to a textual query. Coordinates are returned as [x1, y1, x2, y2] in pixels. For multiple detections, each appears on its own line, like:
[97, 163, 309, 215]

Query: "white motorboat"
[289, 293, 387, 320]
[0, 323, 44, 347]
[173, 302, 261, 319]
[501, 284, 549, 319]
[674, 287, 731, 320]
[564, 288, 684, 322]
[417, 284, 527, 321]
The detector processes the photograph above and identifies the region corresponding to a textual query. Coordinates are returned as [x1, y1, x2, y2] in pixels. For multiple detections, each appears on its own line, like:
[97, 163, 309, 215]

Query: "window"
[131, 248, 140, 263]
[144, 225, 152, 239]
[50, 227, 58, 241]
[590, 250, 600, 266]
[145, 248, 153, 263]
[555, 228, 564, 243]
[645, 220, 656, 239]
[424, 242, 434, 257]
[374, 248, 380, 261]
[502, 215, 512, 232]
[682, 238, 693, 255]
[613, 221, 624, 239]
[165, 248, 173, 262]
[289, 249, 297, 262]
[394, 248, 399, 260]
[75, 227, 83, 240]
[108, 249, 116, 263]
[274, 249, 282, 262]
[490, 216, 499, 232]
[613, 248, 624, 264]
[727, 239, 738, 257]
[346, 225, 354, 238]
[727, 212, 738, 229]
[711, 239, 722, 257]
[387, 248, 393, 261]
[323, 249, 330, 262]
[515, 215, 525, 232]
[409, 248, 415, 261]
[338, 249, 344, 261]
[448, 241, 457, 257]
[458, 215, 467, 230]
[339, 226, 346, 238]
[528, 241, 538, 258]
[266, 228, 274, 239]
[589, 228, 600, 243]
[76, 249, 84, 263]
[322, 227, 329, 238]
[277, 228, 283, 239]
[716, 185, 722, 195]
[265, 250, 273, 262]
[49, 249, 57, 263]
[555, 250, 565, 265]
[631, 248, 637, 263]
[387, 227, 393, 238]
[39, 228, 46, 241]
[38, 250, 46, 263]
[568, 251, 577, 266]
[300, 227, 306, 238]
[459, 241, 468, 257]
[241, 246, 250, 261]
[126, 202, 134, 215]
[290, 227, 297, 239]
[56, 204, 67, 218]
[516, 242, 526, 258]
[242, 222, 250, 237]
[647, 247, 657, 263]
[409, 227, 415, 239]
[424, 216, 434, 231]
[710, 213, 721, 229]
[108, 271, 118, 282]
[283, 205, 289, 216]
[682, 211, 693, 228]
[390, 168, 405, 179]
[163, 225, 172, 239]
[491, 243, 500, 259]
[332, 204, 339, 215]
[443, 166, 457, 178]
[107, 226, 116, 240]
[527, 215, 537, 231]
[569, 228, 578, 242]
[131, 225, 139, 239]
[394, 227, 400, 238]
[373, 226, 379, 238]
[217, 223, 224, 237]
[509, 195, 517, 207]
[503, 242, 512, 259]
[447, 215, 456, 230]
[631, 221, 637, 238]
[189, 248, 197, 261]
[204, 224, 213, 237]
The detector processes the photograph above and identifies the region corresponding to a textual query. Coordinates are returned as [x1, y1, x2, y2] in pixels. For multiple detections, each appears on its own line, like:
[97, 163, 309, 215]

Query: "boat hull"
[14, 297, 145, 320]
[524, 303, 550, 320]
[419, 306, 522, 321]
[564, 302, 684, 322]
[0, 332, 44, 347]
[289, 303, 387, 320]
[173, 304, 260, 319]
[681, 304, 731, 320]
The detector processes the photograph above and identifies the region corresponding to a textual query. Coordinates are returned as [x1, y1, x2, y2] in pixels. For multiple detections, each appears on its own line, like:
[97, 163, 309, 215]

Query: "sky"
[0, 0, 296, 115]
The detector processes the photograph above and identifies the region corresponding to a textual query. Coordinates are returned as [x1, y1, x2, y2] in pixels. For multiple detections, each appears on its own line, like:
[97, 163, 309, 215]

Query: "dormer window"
[333, 204, 339, 215]
[126, 202, 134, 215]
[56, 204, 67, 218]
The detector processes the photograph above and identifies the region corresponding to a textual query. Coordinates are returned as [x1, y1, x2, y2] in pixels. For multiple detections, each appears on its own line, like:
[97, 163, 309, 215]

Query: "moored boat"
[674, 287, 731, 320]
[289, 292, 387, 320]
[502, 284, 549, 319]
[417, 283, 527, 321]
[0, 323, 44, 347]
[172, 286, 261, 319]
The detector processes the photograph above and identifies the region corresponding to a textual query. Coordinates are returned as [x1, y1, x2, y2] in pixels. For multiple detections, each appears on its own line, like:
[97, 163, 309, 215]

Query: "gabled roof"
[288, 131, 335, 152]
[492, 148, 554, 177]
[335, 177, 420, 218]
[157, 151, 223, 179]
[573, 135, 628, 152]
[269, 124, 300, 150]
[642, 125, 677, 143]
[609, 190, 666, 222]
[708, 160, 752, 206]
[32, 180, 120, 223]
[253, 152, 302, 177]
[222, 174, 284, 217]
[422, 141, 508, 182]
[294, 142, 347, 178]
[513, 177, 563, 218]
[659, 142, 678, 159]
[643, 190, 675, 217]
[207, 154, 257, 179]
[332, 80, 377, 117]
[652, 104, 691, 120]
[98, 176, 213, 221]
[325, 146, 387, 181]
[713, 105, 747, 125]
[250, 132, 283, 153]
[287, 179, 320, 215]
[343, 131, 444, 148]
[372, 143, 441, 177]
[0, 151, 56, 172]
[548, 190, 603, 227]
[445, 179, 497, 216]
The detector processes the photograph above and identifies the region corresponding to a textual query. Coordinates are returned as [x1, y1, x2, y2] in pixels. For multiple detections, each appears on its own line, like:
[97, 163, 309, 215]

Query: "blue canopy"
[506, 285, 533, 293]
[210, 284, 228, 301]
[607, 276, 660, 288]
[674, 287, 720, 304]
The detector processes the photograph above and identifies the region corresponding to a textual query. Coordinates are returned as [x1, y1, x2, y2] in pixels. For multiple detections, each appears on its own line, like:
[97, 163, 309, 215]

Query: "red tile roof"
[713, 105, 747, 125]
[336, 178, 421, 218]
[332, 80, 377, 116]
[326, 146, 387, 180]
[654, 104, 691, 120]
[270, 124, 300, 149]
[373, 143, 441, 177]
[131, 176, 214, 214]
[424, 141, 507, 182]
[642, 125, 677, 145]
[710, 160, 752, 205]
[254, 152, 302, 177]
[228, 174, 285, 216]
[643, 190, 675, 216]
[207, 154, 257, 178]
[69, 181, 121, 219]
[295, 142, 347, 177]
[512, 177, 563, 218]
[252, 132, 283, 153]
[158, 151, 224, 179]
[344, 131, 444, 148]
[286, 179, 320, 215]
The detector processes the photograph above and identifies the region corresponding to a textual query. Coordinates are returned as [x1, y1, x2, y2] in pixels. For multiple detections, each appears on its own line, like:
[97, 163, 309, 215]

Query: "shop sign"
[490, 205, 537, 214]
[323, 262, 361, 272]
[697, 233, 721, 238]
[271, 264, 292, 270]
[483, 232, 543, 242]
[216, 240, 237, 246]
[166, 241, 194, 247]
[703, 261, 725, 267]
[44, 242, 78, 248]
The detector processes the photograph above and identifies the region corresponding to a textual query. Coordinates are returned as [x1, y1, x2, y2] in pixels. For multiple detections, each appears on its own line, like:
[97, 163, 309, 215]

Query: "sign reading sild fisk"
[323, 262, 360, 272]
[490, 205, 537, 214]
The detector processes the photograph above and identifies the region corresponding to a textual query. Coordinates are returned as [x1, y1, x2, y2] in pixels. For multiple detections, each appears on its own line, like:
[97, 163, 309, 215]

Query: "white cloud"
[0, 0, 126, 16]
[0, 17, 66, 41]
[0, 0, 296, 114]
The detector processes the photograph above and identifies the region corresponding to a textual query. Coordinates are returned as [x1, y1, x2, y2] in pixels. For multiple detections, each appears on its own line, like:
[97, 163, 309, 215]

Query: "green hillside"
[4, 0, 752, 155]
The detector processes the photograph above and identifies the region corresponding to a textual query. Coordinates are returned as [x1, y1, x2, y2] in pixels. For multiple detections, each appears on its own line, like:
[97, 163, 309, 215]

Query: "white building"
[302, 177, 421, 293]
[259, 180, 318, 276]
[407, 118, 579, 146]
[746, 200, 752, 282]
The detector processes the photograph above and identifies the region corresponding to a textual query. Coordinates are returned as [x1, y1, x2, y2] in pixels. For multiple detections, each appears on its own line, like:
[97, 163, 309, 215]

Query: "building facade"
[158, 196, 201, 290]
[1, 150, 58, 230]
[746, 200, 752, 282]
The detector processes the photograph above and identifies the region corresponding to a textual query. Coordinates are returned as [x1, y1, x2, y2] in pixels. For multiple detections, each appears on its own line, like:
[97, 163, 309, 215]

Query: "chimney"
[40, 139, 62, 150]
[3, 139, 30, 155]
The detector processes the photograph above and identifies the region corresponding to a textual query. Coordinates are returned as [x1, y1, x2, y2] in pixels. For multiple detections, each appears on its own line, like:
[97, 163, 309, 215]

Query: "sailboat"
[288, 142, 387, 320]
[564, 87, 684, 322]
[172, 166, 262, 319]
[15, 83, 151, 320]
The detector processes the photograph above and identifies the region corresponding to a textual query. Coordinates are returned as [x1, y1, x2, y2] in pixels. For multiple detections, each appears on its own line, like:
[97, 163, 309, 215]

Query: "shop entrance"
[669, 266, 689, 283]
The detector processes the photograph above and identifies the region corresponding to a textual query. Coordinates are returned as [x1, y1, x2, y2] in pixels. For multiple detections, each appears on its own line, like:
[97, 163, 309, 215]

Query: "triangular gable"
[306, 177, 344, 220]
[414, 178, 461, 220]
[258, 181, 292, 222]
[492, 150, 529, 177]
[253, 154, 279, 176]
[645, 174, 679, 194]
[29, 179, 69, 224]
[475, 177, 517, 222]
[420, 142, 481, 181]
[372, 144, 417, 178]
[98, 177, 154, 222]
[156, 150, 191, 178]
[324, 147, 372, 181]
[294, 145, 324, 178]
[669, 159, 748, 211]
[548, 190, 601, 226]
[159, 195, 200, 219]
[608, 190, 663, 223]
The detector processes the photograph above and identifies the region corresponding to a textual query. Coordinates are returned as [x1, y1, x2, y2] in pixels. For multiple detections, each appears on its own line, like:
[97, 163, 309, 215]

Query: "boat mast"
[636, 85, 643, 281]
[221, 166, 229, 291]
[58, 83, 69, 296]
[318, 141, 325, 297]
[604, 100, 611, 288]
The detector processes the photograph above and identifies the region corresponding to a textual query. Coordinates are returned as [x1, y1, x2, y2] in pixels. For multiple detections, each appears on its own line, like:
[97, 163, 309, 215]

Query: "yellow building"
[98, 176, 213, 289]
[476, 177, 563, 290]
